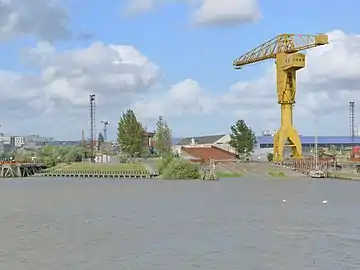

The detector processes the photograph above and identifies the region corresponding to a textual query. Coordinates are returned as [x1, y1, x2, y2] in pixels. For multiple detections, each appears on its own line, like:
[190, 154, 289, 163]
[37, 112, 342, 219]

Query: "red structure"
[181, 146, 236, 163]
[144, 132, 155, 148]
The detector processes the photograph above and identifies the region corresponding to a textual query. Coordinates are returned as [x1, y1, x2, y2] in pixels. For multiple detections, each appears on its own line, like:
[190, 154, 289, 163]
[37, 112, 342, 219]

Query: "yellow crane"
[233, 34, 329, 162]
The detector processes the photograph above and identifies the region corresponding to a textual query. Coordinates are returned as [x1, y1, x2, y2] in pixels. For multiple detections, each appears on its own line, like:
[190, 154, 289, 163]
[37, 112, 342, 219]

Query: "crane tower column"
[273, 52, 305, 161]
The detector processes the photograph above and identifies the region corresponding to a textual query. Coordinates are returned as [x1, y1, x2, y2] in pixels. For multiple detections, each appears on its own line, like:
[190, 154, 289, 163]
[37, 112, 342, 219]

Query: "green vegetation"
[158, 155, 200, 180]
[157, 155, 174, 175]
[12, 145, 90, 167]
[216, 171, 242, 178]
[47, 162, 146, 172]
[267, 152, 274, 162]
[268, 171, 286, 177]
[117, 109, 145, 157]
[229, 120, 257, 159]
[154, 116, 172, 156]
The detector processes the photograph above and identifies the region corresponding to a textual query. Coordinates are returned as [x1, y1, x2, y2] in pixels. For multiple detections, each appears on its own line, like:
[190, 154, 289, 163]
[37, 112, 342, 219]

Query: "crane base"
[273, 127, 302, 162]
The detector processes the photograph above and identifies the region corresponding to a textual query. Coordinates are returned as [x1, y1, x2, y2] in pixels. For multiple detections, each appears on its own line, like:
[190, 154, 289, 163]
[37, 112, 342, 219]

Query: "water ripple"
[0, 177, 358, 269]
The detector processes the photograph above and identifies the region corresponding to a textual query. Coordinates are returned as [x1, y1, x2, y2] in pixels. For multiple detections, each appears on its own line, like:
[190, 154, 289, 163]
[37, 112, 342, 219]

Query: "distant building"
[10, 136, 25, 147]
[144, 132, 155, 148]
[0, 136, 11, 144]
[261, 129, 277, 136]
[174, 134, 236, 161]
[24, 134, 54, 143]
[257, 136, 360, 149]
[175, 134, 236, 154]
[0, 142, 12, 154]
[47, 141, 81, 147]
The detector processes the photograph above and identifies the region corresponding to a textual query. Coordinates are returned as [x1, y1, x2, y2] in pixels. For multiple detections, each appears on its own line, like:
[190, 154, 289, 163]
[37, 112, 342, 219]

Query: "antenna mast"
[89, 94, 96, 158]
[349, 101, 355, 158]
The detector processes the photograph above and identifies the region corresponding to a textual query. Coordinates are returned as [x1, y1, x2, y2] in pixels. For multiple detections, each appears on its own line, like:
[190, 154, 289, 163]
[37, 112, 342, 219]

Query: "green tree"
[117, 109, 145, 157]
[36, 145, 89, 166]
[154, 116, 172, 156]
[229, 120, 257, 158]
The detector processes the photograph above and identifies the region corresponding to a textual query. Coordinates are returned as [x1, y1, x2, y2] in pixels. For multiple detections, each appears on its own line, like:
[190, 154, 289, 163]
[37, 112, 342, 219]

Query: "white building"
[0, 136, 11, 144]
[10, 136, 25, 147]
[173, 134, 236, 155]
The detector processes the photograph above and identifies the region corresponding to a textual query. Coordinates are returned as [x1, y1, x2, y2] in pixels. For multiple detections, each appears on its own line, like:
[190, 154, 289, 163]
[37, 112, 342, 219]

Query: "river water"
[0, 177, 359, 269]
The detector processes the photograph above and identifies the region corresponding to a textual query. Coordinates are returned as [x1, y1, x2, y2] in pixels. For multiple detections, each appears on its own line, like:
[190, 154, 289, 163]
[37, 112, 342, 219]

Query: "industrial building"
[175, 134, 359, 161]
[174, 134, 236, 161]
[258, 136, 359, 149]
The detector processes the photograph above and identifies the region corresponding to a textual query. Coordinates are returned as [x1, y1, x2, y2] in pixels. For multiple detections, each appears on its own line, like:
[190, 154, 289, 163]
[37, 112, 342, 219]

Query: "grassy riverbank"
[327, 171, 360, 181]
[47, 162, 147, 173]
[216, 171, 243, 178]
[268, 171, 286, 177]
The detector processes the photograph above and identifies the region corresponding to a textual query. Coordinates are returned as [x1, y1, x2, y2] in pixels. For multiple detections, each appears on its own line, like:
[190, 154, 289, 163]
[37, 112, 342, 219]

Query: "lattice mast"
[89, 94, 96, 158]
[233, 33, 329, 162]
[349, 101, 355, 158]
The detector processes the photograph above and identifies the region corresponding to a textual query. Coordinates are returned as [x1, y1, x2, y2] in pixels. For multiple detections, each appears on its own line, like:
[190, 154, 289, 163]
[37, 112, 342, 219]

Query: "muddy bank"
[217, 162, 306, 178]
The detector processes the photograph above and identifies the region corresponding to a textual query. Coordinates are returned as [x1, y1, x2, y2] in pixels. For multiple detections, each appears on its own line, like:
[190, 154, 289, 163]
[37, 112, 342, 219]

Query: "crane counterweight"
[233, 33, 329, 162]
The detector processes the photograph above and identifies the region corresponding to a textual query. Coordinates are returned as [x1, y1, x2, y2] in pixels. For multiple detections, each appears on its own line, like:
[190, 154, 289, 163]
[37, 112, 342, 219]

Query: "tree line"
[117, 109, 173, 158]
[7, 109, 258, 170]
[117, 109, 258, 160]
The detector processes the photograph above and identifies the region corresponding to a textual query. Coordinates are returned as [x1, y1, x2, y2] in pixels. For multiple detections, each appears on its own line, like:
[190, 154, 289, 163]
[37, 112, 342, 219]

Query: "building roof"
[258, 136, 360, 145]
[47, 141, 82, 146]
[181, 146, 236, 161]
[176, 134, 225, 146]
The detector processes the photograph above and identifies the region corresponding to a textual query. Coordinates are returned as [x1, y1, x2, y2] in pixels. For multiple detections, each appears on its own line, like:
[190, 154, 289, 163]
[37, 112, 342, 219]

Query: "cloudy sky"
[0, 0, 359, 140]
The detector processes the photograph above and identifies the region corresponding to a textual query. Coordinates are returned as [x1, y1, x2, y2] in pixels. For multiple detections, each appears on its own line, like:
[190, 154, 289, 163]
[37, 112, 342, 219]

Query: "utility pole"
[89, 94, 96, 159]
[349, 101, 355, 158]
[100, 120, 110, 142]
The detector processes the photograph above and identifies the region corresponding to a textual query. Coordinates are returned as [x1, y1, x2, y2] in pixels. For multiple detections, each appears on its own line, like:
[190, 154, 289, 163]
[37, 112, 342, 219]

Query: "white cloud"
[0, 41, 161, 138]
[125, 0, 261, 26]
[131, 30, 360, 136]
[22, 41, 161, 107]
[192, 0, 261, 26]
[132, 79, 218, 119]
[126, 0, 158, 14]
[0, 0, 71, 41]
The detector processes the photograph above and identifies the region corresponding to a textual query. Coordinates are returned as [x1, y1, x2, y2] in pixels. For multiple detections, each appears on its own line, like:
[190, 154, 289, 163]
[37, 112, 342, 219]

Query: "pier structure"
[292, 157, 334, 175]
[38, 170, 157, 178]
[0, 162, 46, 178]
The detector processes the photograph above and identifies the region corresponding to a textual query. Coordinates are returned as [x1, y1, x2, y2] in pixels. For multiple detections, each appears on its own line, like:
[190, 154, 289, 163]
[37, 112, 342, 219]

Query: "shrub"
[267, 152, 274, 162]
[162, 159, 200, 180]
[43, 156, 56, 168]
[157, 155, 174, 174]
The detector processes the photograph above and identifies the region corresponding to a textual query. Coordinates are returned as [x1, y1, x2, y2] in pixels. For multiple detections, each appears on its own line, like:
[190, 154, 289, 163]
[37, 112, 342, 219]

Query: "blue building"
[257, 136, 360, 149]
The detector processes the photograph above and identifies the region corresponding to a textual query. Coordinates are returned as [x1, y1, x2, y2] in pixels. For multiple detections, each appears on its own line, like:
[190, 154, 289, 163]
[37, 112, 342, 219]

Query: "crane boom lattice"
[233, 33, 329, 162]
[233, 34, 328, 68]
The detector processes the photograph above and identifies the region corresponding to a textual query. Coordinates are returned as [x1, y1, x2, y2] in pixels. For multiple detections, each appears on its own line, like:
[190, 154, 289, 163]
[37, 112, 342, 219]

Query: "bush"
[118, 156, 128, 163]
[267, 152, 274, 162]
[157, 155, 174, 174]
[43, 156, 56, 168]
[162, 159, 200, 180]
